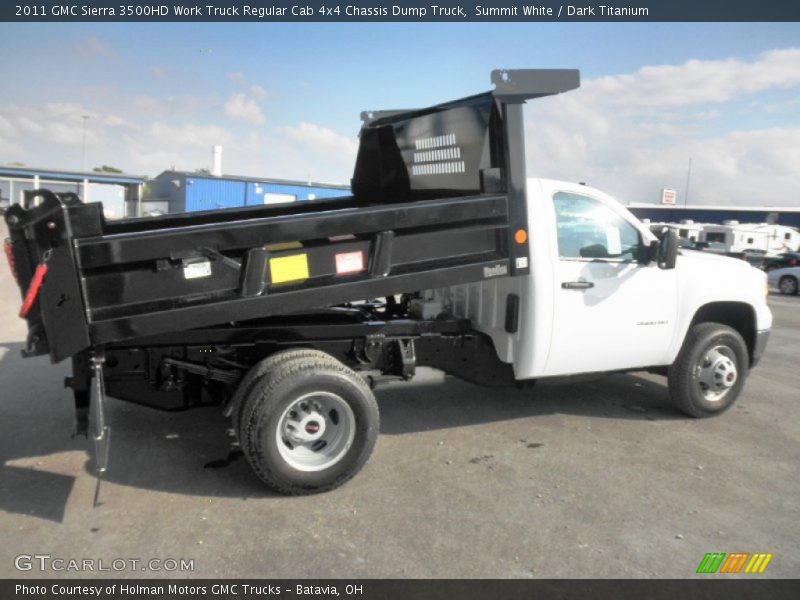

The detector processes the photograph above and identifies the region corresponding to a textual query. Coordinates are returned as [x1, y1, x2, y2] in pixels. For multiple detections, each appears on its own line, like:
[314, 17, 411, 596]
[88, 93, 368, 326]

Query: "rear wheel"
[668, 323, 749, 418]
[229, 348, 341, 436]
[238, 354, 379, 494]
[778, 275, 798, 295]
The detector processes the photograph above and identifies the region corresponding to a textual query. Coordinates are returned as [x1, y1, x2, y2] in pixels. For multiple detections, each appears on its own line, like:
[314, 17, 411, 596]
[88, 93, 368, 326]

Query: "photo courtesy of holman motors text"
[15, 583, 357, 596]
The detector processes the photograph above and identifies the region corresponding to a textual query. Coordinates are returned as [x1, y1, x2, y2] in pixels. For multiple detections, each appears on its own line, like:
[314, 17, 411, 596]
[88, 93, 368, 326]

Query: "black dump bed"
[4, 69, 579, 362]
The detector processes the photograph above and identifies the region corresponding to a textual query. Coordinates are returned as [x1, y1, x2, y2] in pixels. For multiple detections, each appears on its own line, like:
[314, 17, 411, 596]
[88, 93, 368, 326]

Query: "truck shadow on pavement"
[376, 370, 681, 435]
[0, 342, 682, 518]
[0, 343, 81, 522]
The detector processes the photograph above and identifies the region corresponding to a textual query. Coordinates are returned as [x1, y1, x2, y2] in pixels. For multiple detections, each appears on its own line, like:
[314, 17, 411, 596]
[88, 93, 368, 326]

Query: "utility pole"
[81, 115, 90, 171]
[684, 157, 692, 207]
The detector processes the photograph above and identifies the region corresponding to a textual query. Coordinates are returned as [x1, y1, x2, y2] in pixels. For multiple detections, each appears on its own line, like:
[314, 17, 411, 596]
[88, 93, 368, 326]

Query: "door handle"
[562, 281, 594, 290]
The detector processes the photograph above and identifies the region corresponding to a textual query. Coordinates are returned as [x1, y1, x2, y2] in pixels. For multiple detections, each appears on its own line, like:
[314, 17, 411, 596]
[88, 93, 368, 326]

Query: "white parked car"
[767, 266, 800, 295]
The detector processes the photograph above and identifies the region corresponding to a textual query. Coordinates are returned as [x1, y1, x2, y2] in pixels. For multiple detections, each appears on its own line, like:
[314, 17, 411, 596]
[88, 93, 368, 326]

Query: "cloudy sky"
[1, 22, 799, 206]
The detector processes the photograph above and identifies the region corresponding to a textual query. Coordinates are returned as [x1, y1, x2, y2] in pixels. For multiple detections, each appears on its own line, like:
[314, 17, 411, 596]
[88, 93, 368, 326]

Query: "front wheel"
[668, 323, 749, 418]
[238, 354, 379, 495]
[778, 275, 798, 295]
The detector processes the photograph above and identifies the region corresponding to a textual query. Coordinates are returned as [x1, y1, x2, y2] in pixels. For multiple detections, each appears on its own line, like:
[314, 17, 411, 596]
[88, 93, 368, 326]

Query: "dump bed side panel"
[6, 190, 512, 361]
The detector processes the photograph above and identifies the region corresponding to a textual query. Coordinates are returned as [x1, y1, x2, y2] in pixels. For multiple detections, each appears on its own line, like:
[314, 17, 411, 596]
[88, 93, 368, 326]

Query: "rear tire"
[229, 348, 341, 436]
[668, 323, 749, 418]
[778, 275, 798, 295]
[239, 355, 379, 495]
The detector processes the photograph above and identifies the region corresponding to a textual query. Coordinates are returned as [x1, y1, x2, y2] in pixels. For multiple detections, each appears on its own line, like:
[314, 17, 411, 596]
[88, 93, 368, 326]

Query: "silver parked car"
[767, 266, 800, 295]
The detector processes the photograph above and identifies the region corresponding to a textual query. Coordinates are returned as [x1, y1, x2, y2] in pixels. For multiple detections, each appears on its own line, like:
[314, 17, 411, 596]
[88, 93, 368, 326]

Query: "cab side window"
[553, 192, 641, 261]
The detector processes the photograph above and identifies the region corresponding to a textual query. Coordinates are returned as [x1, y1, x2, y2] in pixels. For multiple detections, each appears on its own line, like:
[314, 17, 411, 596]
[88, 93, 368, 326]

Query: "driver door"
[543, 191, 677, 376]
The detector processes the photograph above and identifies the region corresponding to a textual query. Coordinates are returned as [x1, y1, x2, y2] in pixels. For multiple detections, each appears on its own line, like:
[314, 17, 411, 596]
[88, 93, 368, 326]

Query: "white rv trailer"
[646, 220, 709, 244]
[699, 222, 800, 255]
[674, 220, 705, 243]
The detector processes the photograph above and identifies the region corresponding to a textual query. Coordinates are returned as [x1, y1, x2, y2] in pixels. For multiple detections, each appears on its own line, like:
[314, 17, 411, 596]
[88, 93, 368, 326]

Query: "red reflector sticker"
[19, 262, 48, 319]
[335, 251, 364, 274]
[4, 239, 18, 283]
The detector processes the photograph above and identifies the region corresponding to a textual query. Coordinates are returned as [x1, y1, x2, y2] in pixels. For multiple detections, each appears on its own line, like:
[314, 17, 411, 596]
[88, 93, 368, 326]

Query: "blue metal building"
[147, 171, 350, 214]
[627, 204, 800, 229]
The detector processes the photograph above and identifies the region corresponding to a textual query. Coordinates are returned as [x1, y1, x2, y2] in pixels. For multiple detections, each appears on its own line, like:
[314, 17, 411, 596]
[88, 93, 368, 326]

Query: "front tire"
[239, 355, 379, 495]
[778, 275, 798, 295]
[668, 323, 749, 418]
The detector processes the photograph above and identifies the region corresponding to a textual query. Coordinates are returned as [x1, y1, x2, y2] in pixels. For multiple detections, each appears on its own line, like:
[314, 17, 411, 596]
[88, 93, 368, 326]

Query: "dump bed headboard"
[352, 69, 580, 203]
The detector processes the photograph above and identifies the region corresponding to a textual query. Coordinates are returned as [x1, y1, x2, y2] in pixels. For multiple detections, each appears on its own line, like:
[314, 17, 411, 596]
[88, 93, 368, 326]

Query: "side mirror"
[645, 239, 659, 264]
[657, 228, 679, 270]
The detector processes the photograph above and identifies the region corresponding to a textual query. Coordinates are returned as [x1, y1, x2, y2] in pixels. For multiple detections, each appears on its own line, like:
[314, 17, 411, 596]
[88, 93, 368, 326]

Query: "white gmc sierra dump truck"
[3, 69, 770, 494]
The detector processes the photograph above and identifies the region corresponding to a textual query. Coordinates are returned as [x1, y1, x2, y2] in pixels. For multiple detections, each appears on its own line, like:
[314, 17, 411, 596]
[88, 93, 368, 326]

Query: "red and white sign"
[335, 251, 365, 275]
[661, 188, 677, 205]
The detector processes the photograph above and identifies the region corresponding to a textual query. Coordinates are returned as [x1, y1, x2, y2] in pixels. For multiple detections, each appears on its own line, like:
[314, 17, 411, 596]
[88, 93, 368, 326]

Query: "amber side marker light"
[514, 229, 528, 244]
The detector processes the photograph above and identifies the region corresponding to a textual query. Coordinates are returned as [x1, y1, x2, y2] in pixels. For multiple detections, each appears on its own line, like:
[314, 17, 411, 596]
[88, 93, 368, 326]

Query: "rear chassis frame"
[63, 305, 517, 443]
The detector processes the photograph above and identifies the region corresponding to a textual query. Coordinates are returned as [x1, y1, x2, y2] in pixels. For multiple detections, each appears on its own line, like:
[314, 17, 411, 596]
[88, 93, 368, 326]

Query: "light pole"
[684, 156, 692, 207]
[81, 115, 90, 171]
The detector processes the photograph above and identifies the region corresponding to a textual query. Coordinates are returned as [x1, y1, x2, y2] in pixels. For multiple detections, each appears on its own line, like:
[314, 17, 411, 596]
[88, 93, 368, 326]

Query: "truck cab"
[536, 179, 680, 377]
[437, 178, 771, 385]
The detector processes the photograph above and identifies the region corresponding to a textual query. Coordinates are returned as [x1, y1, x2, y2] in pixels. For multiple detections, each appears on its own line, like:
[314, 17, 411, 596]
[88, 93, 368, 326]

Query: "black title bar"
[4, 1, 800, 22]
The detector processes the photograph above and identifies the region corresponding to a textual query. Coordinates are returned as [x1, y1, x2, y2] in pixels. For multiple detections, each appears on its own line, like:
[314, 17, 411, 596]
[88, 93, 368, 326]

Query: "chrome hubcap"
[276, 391, 355, 472]
[695, 345, 737, 402]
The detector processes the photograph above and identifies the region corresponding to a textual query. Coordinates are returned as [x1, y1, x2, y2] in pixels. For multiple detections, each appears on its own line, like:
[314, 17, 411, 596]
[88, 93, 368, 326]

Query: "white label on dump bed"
[183, 259, 212, 279]
[336, 251, 365, 274]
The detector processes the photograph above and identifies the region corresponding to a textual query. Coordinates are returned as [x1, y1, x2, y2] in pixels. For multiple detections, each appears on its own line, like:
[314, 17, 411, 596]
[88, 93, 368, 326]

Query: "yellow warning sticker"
[269, 254, 309, 284]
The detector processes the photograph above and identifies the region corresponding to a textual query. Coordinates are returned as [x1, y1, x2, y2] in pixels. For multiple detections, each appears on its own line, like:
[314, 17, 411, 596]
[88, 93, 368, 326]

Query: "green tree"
[93, 165, 124, 174]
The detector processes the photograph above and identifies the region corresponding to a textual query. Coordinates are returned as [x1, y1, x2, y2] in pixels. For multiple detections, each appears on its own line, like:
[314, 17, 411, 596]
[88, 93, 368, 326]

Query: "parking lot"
[0, 259, 798, 579]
